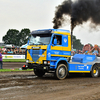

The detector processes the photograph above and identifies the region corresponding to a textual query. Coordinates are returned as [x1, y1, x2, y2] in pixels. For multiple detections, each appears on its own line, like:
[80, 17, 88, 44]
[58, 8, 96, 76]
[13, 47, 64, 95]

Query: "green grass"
[0, 68, 33, 72]
[3, 59, 26, 62]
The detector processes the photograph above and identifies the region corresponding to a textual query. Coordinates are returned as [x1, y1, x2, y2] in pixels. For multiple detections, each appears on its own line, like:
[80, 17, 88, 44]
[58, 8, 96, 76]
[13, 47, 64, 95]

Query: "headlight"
[44, 61, 47, 64]
[43, 61, 50, 65]
[26, 60, 29, 63]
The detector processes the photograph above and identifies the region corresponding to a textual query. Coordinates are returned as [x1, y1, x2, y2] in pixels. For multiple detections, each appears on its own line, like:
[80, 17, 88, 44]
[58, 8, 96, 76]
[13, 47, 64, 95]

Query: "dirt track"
[3, 62, 25, 69]
[0, 62, 100, 100]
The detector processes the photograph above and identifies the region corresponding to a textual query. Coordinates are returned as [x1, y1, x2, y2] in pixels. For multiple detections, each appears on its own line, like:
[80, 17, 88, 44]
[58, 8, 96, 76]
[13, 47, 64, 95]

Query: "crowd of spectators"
[0, 47, 25, 55]
[71, 44, 100, 56]
[1, 43, 100, 56]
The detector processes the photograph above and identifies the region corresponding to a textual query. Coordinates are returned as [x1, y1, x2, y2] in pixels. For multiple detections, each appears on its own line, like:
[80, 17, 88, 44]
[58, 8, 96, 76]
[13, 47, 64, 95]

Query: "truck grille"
[28, 49, 45, 62]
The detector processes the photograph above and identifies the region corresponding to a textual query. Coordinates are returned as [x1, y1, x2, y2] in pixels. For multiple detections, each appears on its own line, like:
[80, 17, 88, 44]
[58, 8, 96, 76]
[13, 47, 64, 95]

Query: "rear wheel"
[34, 69, 45, 77]
[55, 64, 68, 80]
[91, 65, 99, 78]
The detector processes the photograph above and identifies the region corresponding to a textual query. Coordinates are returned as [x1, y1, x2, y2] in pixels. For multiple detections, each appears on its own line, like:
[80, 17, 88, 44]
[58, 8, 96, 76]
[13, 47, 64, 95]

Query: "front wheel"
[55, 64, 68, 80]
[34, 69, 45, 77]
[91, 65, 100, 78]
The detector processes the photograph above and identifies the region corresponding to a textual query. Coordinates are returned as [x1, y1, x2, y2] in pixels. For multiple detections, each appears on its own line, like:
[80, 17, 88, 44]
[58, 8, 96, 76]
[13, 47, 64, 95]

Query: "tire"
[55, 64, 68, 80]
[34, 69, 45, 77]
[91, 65, 99, 78]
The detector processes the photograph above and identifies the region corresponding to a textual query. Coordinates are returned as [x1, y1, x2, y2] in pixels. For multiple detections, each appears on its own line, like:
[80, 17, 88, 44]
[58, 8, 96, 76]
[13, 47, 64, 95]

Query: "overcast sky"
[0, 0, 100, 46]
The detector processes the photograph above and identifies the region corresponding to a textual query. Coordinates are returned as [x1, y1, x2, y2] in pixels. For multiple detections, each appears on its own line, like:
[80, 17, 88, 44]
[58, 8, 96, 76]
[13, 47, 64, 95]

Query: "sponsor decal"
[3, 56, 13, 59]
[54, 52, 59, 54]
[86, 57, 93, 60]
[48, 53, 51, 57]
[2, 55, 25, 59]
[39, 55, 45, 57]
[64, 38, 67, 43]
[87, 66, 89, 69]
[78, 65, 89, 70]
[78, 66, 84, 69]
[32, 47, 40, 49]
[13, 56, 22, 58]
[64, 52, 70, 55]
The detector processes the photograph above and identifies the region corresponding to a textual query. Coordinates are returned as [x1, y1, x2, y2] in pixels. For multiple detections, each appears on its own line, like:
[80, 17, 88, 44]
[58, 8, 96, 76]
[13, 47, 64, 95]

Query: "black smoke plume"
[53, 0, 100, 32]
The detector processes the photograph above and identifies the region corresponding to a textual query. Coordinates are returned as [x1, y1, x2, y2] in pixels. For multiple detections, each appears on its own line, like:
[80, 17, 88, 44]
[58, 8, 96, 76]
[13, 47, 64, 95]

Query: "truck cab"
[26, 29, 71, 79]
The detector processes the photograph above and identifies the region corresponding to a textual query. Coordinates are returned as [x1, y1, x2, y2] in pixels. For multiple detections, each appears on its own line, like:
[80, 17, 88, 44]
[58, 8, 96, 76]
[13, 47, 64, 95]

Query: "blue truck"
[24, 29, 100, 79]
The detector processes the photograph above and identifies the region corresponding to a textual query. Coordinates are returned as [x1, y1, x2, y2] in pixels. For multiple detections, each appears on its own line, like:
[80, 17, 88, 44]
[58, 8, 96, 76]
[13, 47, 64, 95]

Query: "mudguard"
[54, 58, 68, 69]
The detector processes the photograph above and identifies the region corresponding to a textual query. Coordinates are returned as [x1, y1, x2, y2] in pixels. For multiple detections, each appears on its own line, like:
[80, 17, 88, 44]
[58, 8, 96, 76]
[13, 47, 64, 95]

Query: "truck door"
[51, 35, 63, 57]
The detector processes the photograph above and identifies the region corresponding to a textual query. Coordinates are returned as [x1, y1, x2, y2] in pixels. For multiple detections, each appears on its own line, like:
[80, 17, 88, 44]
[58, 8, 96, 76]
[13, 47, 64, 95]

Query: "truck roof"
[30, 29, 70, 35]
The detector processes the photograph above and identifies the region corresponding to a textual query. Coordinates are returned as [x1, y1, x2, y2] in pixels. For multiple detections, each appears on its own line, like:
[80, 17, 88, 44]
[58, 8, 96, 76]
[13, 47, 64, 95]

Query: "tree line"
[2, 28, 31, 46]
[2, 28, 84, 50]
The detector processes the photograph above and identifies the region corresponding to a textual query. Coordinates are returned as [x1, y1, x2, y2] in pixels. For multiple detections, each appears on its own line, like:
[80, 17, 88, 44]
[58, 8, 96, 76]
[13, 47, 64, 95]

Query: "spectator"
[7, 49, 13, 54]
[3, 51, 7, 54]
[19, 49, 22, 54]
[10, 49, 14, 54]
[13, 49, 17, 54]
[89, 44, 99, 55]
[0, 50, 3, 69]
[82, 44, 92, 54]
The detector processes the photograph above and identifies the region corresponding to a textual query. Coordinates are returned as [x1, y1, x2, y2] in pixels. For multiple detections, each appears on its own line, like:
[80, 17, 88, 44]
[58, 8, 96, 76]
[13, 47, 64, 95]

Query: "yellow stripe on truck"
[51, 54, 71, 57]
[51, 46, 62, 50]
[69, 71, 90, 73]
[54, 31, 70, 35]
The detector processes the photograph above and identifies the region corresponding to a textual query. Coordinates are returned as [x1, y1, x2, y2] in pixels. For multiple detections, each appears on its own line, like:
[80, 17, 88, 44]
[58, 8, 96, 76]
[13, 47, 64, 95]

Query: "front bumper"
[27, 63, 50, 71]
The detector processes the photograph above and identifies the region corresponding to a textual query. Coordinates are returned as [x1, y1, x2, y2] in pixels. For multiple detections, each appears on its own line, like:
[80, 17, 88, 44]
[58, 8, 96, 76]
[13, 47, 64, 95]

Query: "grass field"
[3, 59, 26, 62]
[0, 68, 33, 72]
[1, 59, 32, 72]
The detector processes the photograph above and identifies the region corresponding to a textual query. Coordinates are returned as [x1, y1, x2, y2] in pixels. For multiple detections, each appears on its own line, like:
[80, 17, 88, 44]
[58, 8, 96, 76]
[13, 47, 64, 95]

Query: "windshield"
[29, 34, 51, 45]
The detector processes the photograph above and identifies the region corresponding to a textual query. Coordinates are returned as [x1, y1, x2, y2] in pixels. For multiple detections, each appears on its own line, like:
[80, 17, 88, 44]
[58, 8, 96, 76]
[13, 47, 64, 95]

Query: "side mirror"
[54, 39, 57, 45]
